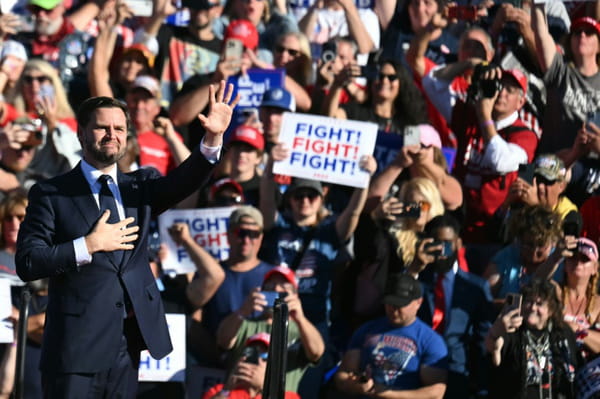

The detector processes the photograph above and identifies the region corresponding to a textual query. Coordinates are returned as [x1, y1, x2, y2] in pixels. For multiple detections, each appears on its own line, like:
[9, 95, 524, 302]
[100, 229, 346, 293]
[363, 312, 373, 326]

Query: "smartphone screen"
[518, 163, 535, 185]
[505, 293, 522, 315]
[586, 111, 600, 133]
[224, 38, 244, 73]
[403, 125, 421, 147]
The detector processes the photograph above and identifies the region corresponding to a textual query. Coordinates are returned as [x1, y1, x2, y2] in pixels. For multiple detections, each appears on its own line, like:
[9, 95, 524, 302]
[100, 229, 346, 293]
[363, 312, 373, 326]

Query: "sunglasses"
[534, 175, 558, 186]
[292, 190, 319, 201]
[573, 27, 597, 37]
[377, 73, 398, 82]
[234, 228, 262, 239]
[23, 75, 51, 85]
[275, 45, 300, 57]
[215, 194, 243, 206]
[417, 201, 431, 212]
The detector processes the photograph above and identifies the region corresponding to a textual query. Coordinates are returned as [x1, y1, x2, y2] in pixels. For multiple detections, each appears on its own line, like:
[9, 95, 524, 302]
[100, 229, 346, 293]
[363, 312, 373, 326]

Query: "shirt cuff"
[199, 138, 222, 164]
[74, 237, 92, 266]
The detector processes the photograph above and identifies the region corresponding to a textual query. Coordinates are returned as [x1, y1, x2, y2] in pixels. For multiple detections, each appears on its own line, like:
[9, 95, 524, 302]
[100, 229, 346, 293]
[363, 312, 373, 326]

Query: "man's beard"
[85, 139, 126, 166]
[36, 17, 63, 36]
[432, 252, 458, 274]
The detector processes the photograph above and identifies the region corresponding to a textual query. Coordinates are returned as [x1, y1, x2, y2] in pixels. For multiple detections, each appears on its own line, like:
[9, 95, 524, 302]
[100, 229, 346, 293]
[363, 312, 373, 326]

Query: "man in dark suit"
[408, 214, 495, 399]
[15, 82, 239, 398]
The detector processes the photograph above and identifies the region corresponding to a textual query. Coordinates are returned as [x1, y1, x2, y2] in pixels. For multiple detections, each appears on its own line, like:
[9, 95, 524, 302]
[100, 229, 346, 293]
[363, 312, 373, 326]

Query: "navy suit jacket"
[15, 147, 215, 374]
[417, 268, 494, 378]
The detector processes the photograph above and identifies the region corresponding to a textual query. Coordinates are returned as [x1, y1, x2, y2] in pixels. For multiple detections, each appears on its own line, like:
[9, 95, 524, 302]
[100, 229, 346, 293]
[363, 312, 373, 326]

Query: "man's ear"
[517, 94, 527, 110]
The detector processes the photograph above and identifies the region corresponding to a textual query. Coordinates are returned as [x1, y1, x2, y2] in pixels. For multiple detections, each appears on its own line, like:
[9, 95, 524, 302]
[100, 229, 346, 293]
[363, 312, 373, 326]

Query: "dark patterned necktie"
[98, 174, 123, 263]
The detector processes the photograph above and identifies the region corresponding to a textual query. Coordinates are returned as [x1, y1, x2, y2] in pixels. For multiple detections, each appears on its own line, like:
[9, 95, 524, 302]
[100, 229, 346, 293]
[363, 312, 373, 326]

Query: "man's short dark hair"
[76, 97, 131, 133]
[424, 213, 462, 237]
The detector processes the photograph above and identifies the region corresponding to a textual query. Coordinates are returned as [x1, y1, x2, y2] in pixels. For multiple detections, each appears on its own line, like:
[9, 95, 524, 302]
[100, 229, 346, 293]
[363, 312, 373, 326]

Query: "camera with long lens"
[467, 62, 502, 102]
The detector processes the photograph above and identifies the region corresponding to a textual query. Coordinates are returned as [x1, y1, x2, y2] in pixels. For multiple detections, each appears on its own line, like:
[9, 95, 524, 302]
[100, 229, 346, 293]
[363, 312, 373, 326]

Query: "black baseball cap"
[183, 0, 220, 10]
[383, 274, 422, 307]
[287, 178, 323, 196]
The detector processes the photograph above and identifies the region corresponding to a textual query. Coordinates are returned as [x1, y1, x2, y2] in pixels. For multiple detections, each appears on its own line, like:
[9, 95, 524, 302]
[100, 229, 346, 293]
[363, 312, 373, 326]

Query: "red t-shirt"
[581, 196, 600, 246]
[137, 130, 182, 175]
[202, 384, 301, 399]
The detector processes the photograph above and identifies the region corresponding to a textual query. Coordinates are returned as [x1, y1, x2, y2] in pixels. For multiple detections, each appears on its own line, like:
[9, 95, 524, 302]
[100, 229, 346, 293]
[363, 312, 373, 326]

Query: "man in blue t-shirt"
[201, 206, 274, 335]
[335, 274, 448, 398]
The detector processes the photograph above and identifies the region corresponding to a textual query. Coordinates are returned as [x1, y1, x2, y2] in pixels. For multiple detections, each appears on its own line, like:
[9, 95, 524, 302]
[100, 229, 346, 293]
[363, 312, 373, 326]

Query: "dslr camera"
[467, 62, 502, 103]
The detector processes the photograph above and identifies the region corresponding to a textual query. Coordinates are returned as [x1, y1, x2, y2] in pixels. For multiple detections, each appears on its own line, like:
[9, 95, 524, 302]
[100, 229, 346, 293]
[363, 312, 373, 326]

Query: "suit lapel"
[118, 171, 139, 268]
[68, 165, 101, 230]
[67, 164, 121, 271]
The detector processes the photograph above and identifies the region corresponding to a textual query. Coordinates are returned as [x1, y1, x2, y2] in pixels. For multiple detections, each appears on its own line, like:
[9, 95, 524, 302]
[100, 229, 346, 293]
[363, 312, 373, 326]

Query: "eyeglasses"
[275, 45, 300, 57]
[234, 228, 262, 240]
[534, 175, 558, 186]
[376, 73, 398, 82]
[23, 75, 51, 85]
[292, 190, 320, 201]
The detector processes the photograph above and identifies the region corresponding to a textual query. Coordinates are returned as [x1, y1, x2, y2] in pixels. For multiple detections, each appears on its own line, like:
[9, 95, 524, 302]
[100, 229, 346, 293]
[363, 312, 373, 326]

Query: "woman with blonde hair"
[390, 177, 444, 265]
[273, 31, 313, 87]
[7, 59, 81, 176]
[536, 235, 600, 360]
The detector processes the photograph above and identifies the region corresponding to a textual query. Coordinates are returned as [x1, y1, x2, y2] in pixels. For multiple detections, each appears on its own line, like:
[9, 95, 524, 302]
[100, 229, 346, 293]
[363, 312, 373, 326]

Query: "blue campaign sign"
[226, 68, 285, 108]
[225, 68, 285, 139]
[372, 130, 457, 174]
[373, 130, 403, 174]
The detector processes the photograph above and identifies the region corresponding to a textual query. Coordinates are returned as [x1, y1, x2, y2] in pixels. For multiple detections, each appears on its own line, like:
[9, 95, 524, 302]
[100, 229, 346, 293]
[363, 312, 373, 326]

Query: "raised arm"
[336, 156, 376, 242]
[338, 0, 375, 54]
[167, 222, 225, 308]
[533, 235, 577, 280]
[286, 292, 325, 363]
[406, 14, 446, 78]
[68, 0, 102, 32]
[216, 288, 263, 349]
[322, 64, 359, 118]
[259, 144, 288, 231]
[154, 117, 191, 166]
[88, 3, 119, 97]
[532, 4, 557, 74]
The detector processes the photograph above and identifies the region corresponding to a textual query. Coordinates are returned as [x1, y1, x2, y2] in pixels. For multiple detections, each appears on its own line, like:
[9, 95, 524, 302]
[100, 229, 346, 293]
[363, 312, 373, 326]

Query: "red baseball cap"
[210, 177, 244, 199]
[263, 266, 298, 289]
[245, 332, 270, 348]
[502, 69, 527, 95]
[224, 19, 259, 51]
[230, 125, 265, 151]
[571, 17, 600, 36]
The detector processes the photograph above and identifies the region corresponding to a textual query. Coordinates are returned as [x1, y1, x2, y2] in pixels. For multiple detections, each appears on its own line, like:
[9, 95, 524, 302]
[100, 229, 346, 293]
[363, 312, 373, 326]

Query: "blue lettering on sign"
[172, 217, 228, 232]
[224, 69, 285, 140]
[373, 130, 403, 174]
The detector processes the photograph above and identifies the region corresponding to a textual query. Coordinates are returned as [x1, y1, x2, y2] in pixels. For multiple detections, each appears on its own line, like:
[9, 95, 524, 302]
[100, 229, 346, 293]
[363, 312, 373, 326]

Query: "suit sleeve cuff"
[199, 137, 222, 164]
[74, 237, 92, 266]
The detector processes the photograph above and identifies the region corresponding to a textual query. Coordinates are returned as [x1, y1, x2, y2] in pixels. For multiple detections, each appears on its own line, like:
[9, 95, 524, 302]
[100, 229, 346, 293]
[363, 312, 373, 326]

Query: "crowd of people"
[0, 0, 598, 397]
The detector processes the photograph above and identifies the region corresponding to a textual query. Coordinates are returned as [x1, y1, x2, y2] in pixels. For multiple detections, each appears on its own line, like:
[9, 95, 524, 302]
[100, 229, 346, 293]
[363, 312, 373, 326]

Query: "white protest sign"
[0, 278, 12, 343]
[273, 113, 378, 188]
[158, 207, 235, 275]
[138, 313, 186, 382]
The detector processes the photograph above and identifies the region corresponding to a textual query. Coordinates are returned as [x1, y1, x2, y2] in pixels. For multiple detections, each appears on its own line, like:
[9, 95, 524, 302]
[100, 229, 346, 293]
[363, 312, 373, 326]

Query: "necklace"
[567, 292, 587, 317]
